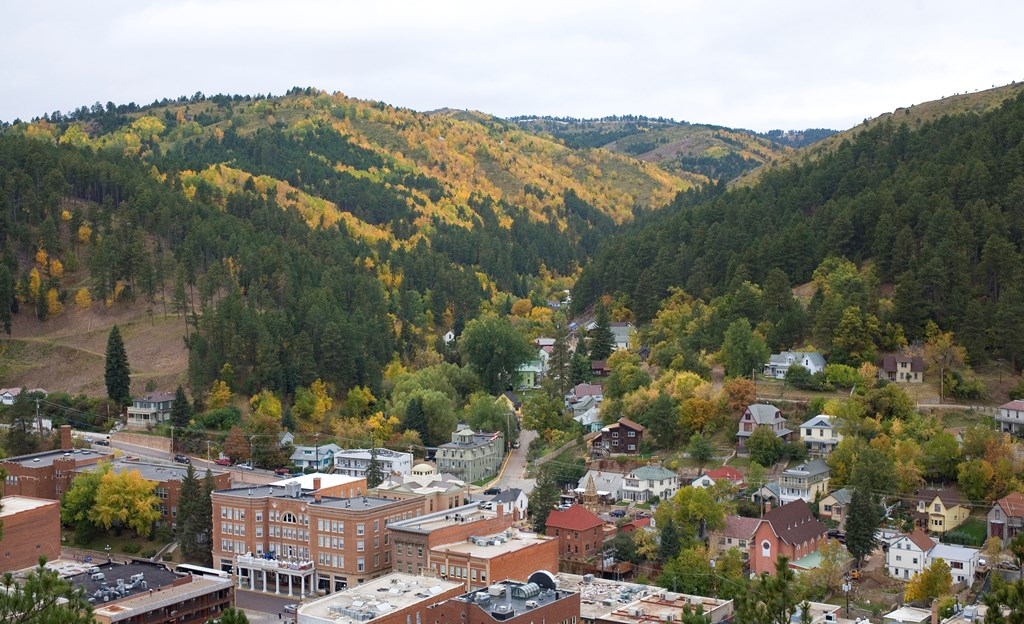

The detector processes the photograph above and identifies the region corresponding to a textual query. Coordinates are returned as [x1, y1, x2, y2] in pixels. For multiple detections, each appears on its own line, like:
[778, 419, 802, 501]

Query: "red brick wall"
[162, 472, 231, 524]
[0, 498, 61, 571]
[424, 510, 513, 549]
[550, 524, 604, 560]
[491, 537, 559, 582]
[370, 585, 466, 624]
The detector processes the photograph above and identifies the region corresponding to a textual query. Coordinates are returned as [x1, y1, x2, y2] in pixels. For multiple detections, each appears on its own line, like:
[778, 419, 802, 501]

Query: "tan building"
[370, 463, 469, 515]
[297, 572, 464, 624]
[212, 478, 422, 596]
[0, 496, 61, 571]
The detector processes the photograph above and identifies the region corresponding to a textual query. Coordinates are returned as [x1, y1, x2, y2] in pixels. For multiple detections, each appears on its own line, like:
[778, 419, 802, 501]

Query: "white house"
[997, 400, 1024, 435]
[620, 465, 679, 502]
[334, 448, 413, 478]
[491, 488, 529, 521]
[575, 470, 625, 501]
[763, 351, 826, 379]
[443, 330, 456, 345]
[0, 388, 22, 406]
[886, 530, 979, 585]
[778, 459, 831, 505]
[290, 443, 342, 471]
[799, 415, 842, 456]
[927, 542, 982, 585]
[887, 528, 934, 581]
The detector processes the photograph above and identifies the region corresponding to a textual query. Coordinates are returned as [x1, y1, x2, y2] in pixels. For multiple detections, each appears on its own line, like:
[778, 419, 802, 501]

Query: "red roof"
[620, 517, 652, 533]
[705, 467, 745, 483]
[906, 527, 936, 552]
[545, 504, 605, 531]
[722, 515, 762, 539]
[997, 492, 1024, 518]
[1001, 400, 1024, 411]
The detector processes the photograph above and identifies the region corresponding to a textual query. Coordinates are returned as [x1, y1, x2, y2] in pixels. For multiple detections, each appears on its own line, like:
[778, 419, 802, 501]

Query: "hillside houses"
[912, 487, 970, 534]
[737, 404, 792, 452]
[799, 414, 841, 456]
[763, 351, 826, 379]
[886, 528, 980, 585]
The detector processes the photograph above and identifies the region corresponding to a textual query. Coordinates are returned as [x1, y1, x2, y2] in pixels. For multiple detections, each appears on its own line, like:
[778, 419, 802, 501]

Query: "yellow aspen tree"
[35, 248, 48, 266]
[208, 380, 232, 410]
[77, 224, 93, 244]
[50, 259, 64, 278]
[46, 289, 63, 316]
[29, 268, 41, 298]
[74, 288, 92, 311]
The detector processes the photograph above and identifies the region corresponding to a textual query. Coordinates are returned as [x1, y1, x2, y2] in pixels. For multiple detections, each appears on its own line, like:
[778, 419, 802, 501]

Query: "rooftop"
[270, 472, 364, 490]
[555, 572, 661, 621]
[929, 542, 980, 560]
[799, 414, 835, 429]
[628, 465, 676, 481]
[545, 504, 604, 531]
[107, 459, 227, 482]
[214, 484, 397, 510]
[452, 572, 574, 621]
[134, 391, 176, 403]
[783, 458, 830, 477]
[92, 574, 232, 623]
[436, 530, 552, 560]
[298, 572, 462, 623]
[0, 495, 59, 517]
[389, 503, 499, 534]
[1, 447, 112, 468]
[68, 561, 180, 605]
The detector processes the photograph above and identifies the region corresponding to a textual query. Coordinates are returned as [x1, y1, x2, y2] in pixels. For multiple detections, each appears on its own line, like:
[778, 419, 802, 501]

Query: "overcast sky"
[3, 0, 1021, 132]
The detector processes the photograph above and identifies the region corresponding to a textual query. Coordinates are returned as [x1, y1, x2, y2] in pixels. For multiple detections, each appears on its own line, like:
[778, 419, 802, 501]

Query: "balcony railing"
[235, 555, 314, 572]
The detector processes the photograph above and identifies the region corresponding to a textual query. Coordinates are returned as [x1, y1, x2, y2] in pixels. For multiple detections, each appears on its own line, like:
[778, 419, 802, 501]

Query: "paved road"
[495, 429, 538, 494]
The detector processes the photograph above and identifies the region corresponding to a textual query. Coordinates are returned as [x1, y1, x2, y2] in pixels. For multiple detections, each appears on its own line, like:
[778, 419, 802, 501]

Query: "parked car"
[95, 439, 110, 446]
[174, 454, 191, 464]
[275, 467, 292, 476]
[483, 487, 501, 495]
[236, 463, 255, 471]
[610, 509, 627, 517]
[214, 458, 232, 466]
[827, 530, 846, 544]
[283, 604, 298, 614]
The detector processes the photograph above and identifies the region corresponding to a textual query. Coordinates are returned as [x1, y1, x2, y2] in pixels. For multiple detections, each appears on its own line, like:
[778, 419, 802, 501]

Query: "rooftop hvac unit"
[488, 585, 506, 597]
[525, 600, 538, 609]
[582, 574, 594, 583]
[824, 614, 837, 623]
[90, 573, 105, 581]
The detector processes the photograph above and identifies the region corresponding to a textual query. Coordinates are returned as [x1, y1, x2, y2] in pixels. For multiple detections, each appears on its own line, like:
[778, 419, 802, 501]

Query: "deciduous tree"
[460, 315, 534, 393]
[91, 469, 161, 537]
[904, 559, 952, 604]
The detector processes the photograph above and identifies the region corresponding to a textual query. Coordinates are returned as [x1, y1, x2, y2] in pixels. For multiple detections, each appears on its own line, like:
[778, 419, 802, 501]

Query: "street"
[494, 429, 538, 494]
[235, 589, 300, 623]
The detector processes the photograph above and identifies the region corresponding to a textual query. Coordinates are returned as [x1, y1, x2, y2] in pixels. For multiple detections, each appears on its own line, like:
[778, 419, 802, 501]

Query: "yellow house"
[915, 488, 970, 534]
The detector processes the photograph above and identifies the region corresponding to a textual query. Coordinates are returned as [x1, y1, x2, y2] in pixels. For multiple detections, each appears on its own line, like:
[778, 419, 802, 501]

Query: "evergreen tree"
[104, 325, 131, 406]
[0, 559, 95, 624]
[176, 463, 204, 560]
[528, 465, 562, 533]
[6, 390, 39, 456]
[218, 607, 250, 624]
[844, 488, 882, 567]
[546, 320, 573, 397]
[198, 469, 214, 564]
[365, 445, 385, 489]
[735, 557, 801, 624]
[588, 301, 615, 361]
[170, 385, 192, 431]
[721, 318, 769, 379]
[403, 397, 429, 446]
[0, 263, 13, 336]
[658, 517, 681, 561]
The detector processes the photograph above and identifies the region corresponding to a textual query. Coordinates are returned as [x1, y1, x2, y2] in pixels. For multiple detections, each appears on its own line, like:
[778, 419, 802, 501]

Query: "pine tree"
[403, 397, 429, 445]
[0, 263, 13, 336]
[528, 465, 562, 533]
[198, 469, 214, 564]
[170, 385, 192, 430]
[6, 390, 39, 456]
[104, 325, 131, 406]
[177, 463, 203, 560]
[365, 446, 385, 489]
[588, 301, 615, 361]
[546, 320, 573, 397]
[844, 488, 882, 567]
[0, 560, 95, 624]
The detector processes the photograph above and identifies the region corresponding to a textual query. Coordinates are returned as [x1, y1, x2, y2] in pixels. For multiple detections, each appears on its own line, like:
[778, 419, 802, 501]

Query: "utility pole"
[207, 440, 212, 464]
[314, 432, 320, 473]
[36, 398, 42, 437]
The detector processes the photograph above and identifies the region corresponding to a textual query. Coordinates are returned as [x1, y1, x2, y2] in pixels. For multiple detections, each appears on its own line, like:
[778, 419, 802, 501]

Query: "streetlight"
[250, 436, 256, 467]
[105, 544, 111, 562]
[842, 580, 852, 617]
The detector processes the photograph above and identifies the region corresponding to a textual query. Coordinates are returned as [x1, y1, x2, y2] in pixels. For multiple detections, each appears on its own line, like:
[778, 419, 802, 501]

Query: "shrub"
[141, 549, 157, 559]
[121, 543, 142, 554]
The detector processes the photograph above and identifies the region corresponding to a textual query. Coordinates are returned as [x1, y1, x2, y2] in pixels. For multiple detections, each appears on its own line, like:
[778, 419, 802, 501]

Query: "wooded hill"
[573, 88, 1024, 370]
[511, 115, 821, 183]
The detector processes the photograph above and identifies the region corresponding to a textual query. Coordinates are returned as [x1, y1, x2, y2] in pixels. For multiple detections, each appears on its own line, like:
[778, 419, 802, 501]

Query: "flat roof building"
[0, 495, 61, 571]
[2, 434, 113, 500]
[297, 572, 464, 624]
[555, 573, 733, 624]
[68, 561, 233, 624]
[425, 571, 579, 624]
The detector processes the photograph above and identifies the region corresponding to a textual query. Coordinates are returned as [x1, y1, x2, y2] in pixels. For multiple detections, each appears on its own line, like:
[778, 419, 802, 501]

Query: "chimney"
[60, 425, 73, 450]
[313, 477, 322, 503]
[764, 501, 772, 513]
[931, 599, 939, 624]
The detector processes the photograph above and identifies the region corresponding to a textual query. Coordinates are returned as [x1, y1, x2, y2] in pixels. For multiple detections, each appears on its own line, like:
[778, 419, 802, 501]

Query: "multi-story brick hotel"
[211, 474, 423, 596]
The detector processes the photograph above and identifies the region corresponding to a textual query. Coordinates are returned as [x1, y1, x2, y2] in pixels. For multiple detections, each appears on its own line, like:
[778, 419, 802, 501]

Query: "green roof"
[790, 550, 823, 570]
[630, 465, 677, 480]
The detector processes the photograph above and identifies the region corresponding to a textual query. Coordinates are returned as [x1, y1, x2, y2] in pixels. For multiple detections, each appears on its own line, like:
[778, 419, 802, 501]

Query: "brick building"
[750, 499, 827, 575]
[545, 504, 606, 561]
[212, 478, 422, 595]
[69, 561, 233, 624]
[1, 426, 112, 499]
[102, 459, 231, 525]
[389, 503, 557, 591]
[297, 573, 464, 624]
[370, 463, 469, 515]
[424, 572, 580, 624]
[0, 495, 61, 571]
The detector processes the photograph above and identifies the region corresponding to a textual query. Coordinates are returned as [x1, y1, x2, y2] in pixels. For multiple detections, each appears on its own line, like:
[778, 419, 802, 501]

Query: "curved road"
[492, 429, 538, 494]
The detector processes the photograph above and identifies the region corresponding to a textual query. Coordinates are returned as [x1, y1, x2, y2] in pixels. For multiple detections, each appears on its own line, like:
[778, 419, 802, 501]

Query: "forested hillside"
[511, 115, 822, 183]
[574, 90, 1024, 370]
[0, 88, 693, 400]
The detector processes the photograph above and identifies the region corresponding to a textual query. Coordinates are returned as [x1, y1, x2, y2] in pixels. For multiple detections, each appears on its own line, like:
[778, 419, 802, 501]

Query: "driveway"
[494, 429, 538, 494]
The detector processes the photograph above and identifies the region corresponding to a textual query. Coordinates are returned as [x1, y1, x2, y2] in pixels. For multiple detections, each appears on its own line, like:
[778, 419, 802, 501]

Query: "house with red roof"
[619, 517, 652, 534]
[750, 500, 827, 575]
[593, 417, 645, 455]
[545, 504, 606, 561]
[988, 491, 1024, 546]
[691, 467, 746, 489]
[886, 528, 935, 581]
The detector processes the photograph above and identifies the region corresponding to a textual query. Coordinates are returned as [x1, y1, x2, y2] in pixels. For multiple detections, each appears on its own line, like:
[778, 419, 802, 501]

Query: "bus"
[175, 563, 230, 579]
